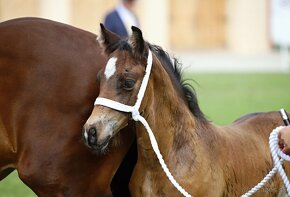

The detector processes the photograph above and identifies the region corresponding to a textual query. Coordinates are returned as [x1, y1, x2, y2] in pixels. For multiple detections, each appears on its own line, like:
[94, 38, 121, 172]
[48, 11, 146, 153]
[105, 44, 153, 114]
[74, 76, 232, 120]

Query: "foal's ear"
[98, 24, 121, 53]
[129, 26, 146, 56]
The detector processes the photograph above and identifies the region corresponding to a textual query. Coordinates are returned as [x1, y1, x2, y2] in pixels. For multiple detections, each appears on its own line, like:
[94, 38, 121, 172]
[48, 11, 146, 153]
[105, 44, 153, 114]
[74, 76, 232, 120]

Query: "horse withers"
[84, 25, 290, 196]
[0, 17, 136, 197]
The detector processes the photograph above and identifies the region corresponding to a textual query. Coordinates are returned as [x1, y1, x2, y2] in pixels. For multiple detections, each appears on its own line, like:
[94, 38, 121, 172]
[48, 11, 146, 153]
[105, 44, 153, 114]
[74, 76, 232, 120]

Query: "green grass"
[0, 171, 36, 197]
[185, 73, 290, 125]
[0, 73, 289, 196]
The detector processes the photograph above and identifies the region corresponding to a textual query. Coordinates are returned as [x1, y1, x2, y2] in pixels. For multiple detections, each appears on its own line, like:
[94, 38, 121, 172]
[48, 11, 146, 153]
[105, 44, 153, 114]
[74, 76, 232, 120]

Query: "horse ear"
[129, 26, 145, 55]
[98, 24, 121, 53]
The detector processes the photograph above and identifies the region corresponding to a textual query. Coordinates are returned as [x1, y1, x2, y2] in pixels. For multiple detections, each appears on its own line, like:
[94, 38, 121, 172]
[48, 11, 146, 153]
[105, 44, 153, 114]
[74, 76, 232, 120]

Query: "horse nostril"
[89, 127, 96, 136]
[88, 127, 97, 146]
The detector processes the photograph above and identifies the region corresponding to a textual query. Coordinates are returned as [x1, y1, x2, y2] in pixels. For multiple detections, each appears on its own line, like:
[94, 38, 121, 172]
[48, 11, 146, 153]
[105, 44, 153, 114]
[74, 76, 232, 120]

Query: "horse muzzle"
[82, 126, 112, 153]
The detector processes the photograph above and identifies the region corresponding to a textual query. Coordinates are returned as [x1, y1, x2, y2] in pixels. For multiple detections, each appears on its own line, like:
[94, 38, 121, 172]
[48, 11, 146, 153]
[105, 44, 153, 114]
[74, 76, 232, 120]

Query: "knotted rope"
[242, 125, 290, 197]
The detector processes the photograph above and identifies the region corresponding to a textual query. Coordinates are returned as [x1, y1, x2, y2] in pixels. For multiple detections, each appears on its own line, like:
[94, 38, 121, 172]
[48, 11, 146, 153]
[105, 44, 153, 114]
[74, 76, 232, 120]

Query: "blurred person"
[279, 126, 290, 155]
[103, 0, 139, 37]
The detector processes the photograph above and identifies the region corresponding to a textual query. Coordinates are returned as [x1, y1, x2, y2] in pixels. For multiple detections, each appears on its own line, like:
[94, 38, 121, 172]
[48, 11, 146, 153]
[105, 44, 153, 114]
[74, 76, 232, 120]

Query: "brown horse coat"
[84, 26, 290, 197]
[0, 17, 136, 197]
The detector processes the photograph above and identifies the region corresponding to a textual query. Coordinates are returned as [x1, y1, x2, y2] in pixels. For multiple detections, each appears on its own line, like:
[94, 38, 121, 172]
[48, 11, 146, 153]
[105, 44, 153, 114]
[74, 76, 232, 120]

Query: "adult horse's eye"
[123, 79, 135, 91]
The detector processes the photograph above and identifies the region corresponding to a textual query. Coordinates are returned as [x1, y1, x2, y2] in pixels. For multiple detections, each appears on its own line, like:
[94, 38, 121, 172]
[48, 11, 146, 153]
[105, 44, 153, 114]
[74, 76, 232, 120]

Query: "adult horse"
[0, 17, 136, 196]
[83, 25, 290, 196]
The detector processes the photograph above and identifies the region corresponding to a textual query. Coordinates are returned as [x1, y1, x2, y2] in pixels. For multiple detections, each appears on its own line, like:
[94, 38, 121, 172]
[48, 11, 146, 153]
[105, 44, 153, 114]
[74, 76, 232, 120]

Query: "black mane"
[148, 44, 207, 122]
[104, 39, 207, 121]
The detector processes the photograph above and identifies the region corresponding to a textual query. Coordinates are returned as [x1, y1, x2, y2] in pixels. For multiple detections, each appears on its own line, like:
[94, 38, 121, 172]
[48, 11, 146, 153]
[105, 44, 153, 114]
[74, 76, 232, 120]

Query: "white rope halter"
[94, 50, 191, 197]
[94, 49, 290, 197]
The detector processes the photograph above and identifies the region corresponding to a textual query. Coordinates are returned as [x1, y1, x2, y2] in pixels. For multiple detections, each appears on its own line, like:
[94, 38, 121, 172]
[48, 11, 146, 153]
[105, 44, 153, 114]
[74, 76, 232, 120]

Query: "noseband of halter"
[93, 50, 192, 197]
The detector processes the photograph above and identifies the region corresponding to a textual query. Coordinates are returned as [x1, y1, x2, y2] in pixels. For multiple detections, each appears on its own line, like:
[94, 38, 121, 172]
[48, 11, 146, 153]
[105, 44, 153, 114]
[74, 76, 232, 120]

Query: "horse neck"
[136, 60, 209, 169]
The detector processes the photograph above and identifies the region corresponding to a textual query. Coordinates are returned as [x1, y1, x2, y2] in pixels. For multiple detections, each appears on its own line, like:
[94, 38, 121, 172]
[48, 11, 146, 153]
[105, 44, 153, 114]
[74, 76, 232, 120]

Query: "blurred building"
[1, 0, 289, 72]
[0, 0, 270, 52]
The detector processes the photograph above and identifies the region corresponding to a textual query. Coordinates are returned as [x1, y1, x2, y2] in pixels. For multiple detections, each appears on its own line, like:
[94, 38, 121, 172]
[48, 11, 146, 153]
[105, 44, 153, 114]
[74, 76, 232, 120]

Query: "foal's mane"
[105, 39, 207, 122]
[148, 44, 207, 122]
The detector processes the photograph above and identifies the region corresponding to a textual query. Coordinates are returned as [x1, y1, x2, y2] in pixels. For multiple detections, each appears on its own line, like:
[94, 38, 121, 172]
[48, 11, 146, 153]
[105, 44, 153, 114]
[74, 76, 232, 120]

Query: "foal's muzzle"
[83, 127, 111, 152]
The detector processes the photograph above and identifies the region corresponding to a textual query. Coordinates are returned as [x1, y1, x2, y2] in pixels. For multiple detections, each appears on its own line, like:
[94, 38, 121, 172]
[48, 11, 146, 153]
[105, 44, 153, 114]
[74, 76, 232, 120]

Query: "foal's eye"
[123, 79, 135, 90]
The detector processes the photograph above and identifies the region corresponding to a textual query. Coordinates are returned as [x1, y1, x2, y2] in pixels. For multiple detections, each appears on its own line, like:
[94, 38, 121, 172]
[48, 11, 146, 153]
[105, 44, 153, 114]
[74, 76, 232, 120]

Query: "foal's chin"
[89, 129, 124, 155]
[90, 143, 110, 155]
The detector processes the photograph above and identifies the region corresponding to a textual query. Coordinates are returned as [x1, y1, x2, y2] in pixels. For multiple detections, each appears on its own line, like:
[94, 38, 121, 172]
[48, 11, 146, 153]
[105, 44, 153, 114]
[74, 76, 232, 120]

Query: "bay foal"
[84, 25, 289, 196]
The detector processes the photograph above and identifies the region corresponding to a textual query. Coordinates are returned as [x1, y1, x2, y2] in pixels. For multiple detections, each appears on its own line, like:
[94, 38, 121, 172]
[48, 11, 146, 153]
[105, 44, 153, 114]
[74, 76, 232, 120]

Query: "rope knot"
[132, 109, 140, 121]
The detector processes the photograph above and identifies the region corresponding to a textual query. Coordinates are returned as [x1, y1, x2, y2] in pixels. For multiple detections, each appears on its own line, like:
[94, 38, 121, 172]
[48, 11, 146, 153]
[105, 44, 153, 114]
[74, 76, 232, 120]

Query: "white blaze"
[104, 57, 117, 79]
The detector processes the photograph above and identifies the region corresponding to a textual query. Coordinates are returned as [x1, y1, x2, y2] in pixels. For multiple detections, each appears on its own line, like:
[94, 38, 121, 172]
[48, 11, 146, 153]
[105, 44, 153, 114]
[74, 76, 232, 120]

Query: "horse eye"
[123, 79, 135, 90]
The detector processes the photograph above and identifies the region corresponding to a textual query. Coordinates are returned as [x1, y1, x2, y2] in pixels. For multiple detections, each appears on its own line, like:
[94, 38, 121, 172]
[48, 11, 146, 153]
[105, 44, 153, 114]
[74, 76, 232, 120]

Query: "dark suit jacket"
[104, 10, 128, 37]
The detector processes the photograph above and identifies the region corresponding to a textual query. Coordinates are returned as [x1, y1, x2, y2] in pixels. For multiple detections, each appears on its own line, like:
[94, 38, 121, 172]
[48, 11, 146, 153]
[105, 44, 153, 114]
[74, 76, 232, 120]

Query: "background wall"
[0, 0, 289, 72]
[0, 0, 271, 53]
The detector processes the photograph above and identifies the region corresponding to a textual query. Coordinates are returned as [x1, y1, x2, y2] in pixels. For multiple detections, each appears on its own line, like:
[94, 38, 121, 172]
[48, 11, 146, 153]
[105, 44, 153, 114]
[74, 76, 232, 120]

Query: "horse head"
[83, 24, 150, 153]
